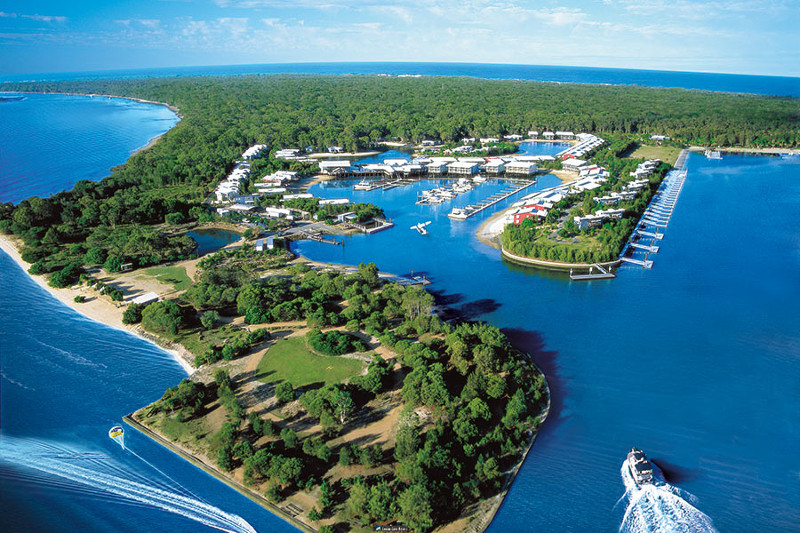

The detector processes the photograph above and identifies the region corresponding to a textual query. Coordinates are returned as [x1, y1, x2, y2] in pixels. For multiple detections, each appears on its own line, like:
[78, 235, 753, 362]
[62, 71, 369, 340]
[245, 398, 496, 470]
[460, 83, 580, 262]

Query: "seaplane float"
[411, 221, 432, 235]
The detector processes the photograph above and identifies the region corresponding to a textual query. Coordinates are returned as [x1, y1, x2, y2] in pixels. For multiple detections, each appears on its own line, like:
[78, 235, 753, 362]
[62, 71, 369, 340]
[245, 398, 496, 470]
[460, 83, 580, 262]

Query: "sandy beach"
[0, 234, 194, 374]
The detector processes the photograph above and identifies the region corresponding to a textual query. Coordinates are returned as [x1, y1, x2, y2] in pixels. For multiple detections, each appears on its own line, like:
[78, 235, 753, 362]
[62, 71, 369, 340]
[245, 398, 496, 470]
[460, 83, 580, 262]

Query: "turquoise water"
[0, 93, 178, 203]
[186, 228, 241, 255]
[294, 153, 800, 532]
[2, 92, 799, 532]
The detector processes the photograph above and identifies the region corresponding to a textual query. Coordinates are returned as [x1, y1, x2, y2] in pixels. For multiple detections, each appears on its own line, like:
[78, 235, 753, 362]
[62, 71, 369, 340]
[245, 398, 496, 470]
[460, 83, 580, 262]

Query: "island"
[1, 74, 797, 532]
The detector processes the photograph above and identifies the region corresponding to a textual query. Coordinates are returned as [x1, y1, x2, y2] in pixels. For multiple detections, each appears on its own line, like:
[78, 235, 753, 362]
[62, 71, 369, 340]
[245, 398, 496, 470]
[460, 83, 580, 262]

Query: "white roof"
[131, 292, 159, 305]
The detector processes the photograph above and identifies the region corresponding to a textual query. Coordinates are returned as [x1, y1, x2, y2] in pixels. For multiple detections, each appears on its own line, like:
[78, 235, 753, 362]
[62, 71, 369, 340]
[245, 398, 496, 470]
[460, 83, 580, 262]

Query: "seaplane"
[411, 221, 432, 235]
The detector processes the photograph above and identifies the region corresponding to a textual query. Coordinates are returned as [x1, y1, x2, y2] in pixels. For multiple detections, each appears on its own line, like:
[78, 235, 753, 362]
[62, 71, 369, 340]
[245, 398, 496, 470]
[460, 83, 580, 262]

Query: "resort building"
[528, 131, 539, 138]
[484, 159, 506, 174]
[573, 214, 606, 230]
[556, 131, 575, 140]
[242, 144, 268, 159]
[542, 131, 555, 140]
[596, 208, 626, 220]
[447, 161, 481, 175]
[505, 134, 523, 141]
[562, 158, 588, 171]
[274, 148, 301, 159]
[283, 193, 313, 200]
[506, 160, 538, 175]
[426, 161, 449, 174]
[479, 137, 500, 144]
[318, 198, 351, 206]
[327, 146, 344, 153]
[319, 160, 352, 174]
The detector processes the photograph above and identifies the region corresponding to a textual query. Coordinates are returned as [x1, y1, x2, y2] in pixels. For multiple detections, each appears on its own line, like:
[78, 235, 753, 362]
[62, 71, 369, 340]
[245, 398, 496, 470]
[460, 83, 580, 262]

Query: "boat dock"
[299, 231, 342, 245]
[619, 149, 689, 269]
[449, 180, 537, 220]
[570, 263, 616, 280]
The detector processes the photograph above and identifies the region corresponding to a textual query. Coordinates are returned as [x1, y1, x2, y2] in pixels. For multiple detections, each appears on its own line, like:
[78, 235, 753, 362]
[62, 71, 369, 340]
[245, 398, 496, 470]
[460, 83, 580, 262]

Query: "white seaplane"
[411, 221, 432, 235]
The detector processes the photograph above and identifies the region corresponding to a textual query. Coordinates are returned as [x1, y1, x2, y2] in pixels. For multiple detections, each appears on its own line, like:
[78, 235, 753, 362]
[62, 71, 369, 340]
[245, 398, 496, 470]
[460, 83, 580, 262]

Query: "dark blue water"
[3, 62, 798, 97]
[0, 93, 178, 203]
[294, 153, 800, 532]
[186, 228, 241, 255]
[0, 252, 297, 533]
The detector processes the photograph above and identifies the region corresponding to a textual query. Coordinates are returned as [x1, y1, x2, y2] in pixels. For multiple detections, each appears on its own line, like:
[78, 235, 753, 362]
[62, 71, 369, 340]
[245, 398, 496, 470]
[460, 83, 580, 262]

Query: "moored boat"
[626, 447, 654, 486]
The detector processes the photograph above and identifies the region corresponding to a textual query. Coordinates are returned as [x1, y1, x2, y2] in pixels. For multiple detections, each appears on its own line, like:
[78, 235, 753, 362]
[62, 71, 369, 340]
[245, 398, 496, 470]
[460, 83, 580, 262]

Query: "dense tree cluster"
[306, 328, 368, 356]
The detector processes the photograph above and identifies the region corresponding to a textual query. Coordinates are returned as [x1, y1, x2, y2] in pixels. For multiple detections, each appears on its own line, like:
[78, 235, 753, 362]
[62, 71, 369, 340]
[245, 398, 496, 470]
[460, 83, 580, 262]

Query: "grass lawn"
[257, 337, 365, 388]
[141, 265, 192, 291]
[175, 325, 252, 357]
[626, 144, 683, 165]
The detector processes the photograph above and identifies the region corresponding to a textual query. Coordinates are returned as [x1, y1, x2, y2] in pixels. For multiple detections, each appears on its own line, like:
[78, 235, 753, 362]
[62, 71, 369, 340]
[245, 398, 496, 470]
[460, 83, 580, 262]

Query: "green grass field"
[626, 144, 683, 165]
[257, 336, 365, 388]
[141, 265, 192, 291]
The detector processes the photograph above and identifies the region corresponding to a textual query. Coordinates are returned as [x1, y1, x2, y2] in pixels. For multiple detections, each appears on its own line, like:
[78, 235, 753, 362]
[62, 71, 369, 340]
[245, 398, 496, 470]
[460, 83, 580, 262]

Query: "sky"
[1, 0, 798, 77]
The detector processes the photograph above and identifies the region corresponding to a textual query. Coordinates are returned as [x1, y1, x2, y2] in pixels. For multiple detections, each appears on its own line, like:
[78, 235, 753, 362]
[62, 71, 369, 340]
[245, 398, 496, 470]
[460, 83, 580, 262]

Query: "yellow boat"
[108, 426, 124, 439]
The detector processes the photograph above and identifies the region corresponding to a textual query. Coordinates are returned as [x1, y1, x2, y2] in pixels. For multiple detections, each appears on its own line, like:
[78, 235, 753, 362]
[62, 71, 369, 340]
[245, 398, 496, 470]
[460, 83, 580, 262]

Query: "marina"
[448, 180, 537, 220]
[619, 150, 689, 269]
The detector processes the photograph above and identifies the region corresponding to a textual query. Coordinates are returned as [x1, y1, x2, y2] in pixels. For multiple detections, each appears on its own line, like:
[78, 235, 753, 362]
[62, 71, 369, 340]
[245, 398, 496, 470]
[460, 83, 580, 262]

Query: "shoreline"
[0, 234, 194, 375]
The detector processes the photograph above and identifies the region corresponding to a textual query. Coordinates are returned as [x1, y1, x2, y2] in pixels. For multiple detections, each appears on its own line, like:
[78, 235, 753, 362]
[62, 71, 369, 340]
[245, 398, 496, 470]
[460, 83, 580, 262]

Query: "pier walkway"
[618, 149, 689, 269]
[570, 263, 616, 280]
[450, 180, 537, 220]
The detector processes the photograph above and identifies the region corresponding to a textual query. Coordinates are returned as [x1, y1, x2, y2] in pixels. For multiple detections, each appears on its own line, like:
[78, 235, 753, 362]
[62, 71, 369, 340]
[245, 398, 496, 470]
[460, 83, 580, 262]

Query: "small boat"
[109, 426, 124, 439]
[447, 207, 473, 220]
[704, 149, 722, 160]
[626, 447, 654, 486]
[353, 179, 373, 190]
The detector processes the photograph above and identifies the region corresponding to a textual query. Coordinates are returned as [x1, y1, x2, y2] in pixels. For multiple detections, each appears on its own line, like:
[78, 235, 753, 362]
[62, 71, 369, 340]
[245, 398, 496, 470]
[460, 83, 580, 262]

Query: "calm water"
[3, 62, 799, 96]
[0, 93, 178, 203]
[2, 93, 799, 532]
[186, 228, 241, 255]
[295, 153, 800, 532]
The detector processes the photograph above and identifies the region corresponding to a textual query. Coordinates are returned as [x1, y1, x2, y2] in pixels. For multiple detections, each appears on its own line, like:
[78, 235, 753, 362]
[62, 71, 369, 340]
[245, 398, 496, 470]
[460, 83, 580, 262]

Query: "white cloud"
[0, 12, 67, 23]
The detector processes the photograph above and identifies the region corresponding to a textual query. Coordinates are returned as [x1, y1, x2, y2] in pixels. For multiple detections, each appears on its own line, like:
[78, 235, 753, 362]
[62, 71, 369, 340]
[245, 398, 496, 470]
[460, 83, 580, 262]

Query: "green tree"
[141, 300, 183, 335]
[398, 484, 434, 532]
[200, 310, 220, 330]
[275, 381, 294, 404]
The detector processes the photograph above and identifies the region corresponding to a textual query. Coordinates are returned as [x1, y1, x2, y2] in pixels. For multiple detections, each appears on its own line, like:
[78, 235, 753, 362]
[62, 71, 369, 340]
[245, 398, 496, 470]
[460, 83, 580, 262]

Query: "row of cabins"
[528, 131, 576, 140]
[215, 161, 251, 202]
[214, 145, 270, 202]
[557, 133, 605, 161]
[320, 157, 540, 178]
[630, 159, 661, 179]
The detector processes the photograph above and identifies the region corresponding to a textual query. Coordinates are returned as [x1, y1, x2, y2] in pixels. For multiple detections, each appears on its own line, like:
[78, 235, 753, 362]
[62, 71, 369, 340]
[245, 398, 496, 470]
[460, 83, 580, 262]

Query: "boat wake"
[619, 460, 716, 533]
[0, 436, 256, 533]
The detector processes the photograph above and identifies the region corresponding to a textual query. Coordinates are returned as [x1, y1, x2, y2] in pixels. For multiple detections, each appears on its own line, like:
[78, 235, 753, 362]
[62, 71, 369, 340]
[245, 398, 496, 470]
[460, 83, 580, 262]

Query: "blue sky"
[1, 0, 798, 76]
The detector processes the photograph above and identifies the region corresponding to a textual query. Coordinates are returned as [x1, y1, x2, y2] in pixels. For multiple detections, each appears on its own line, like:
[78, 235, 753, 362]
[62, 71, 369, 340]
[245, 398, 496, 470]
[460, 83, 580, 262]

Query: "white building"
[242, 144, 268, 159]
[506, 161, 538, 175]
[447, 161, 481, 175]
[555, 131, 575, 140]
[505, 134, 523, 141]
[484, 159, 506, 174]
[479, 137, 500, 144]
[319, 160, 352, 174]
[319, 198, 351, 206]
[542, 131, 555, 140]
[562, 158, 587, 171]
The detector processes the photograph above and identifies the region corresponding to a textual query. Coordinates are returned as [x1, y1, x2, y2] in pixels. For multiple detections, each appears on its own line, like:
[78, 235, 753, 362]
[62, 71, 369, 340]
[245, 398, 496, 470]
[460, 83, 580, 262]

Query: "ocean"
[3, 62, 799, 97]
[1, 73, 799, 532]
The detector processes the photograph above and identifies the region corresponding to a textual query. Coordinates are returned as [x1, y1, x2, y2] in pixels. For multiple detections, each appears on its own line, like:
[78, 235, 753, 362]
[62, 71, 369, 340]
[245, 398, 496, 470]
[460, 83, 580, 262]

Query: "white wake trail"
[0, 437, 256, 533]
[619, 460, 716, 533]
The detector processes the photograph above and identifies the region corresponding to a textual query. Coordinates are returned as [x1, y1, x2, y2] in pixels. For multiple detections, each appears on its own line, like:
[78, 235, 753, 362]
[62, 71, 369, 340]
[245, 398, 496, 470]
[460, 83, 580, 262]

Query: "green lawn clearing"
[141, 265, 192, 291]
[256, 336, 365, 388]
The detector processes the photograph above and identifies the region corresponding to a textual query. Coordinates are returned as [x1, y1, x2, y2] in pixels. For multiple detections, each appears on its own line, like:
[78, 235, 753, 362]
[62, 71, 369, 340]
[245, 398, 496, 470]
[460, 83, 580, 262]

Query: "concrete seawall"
[501, 246, 621, 272]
